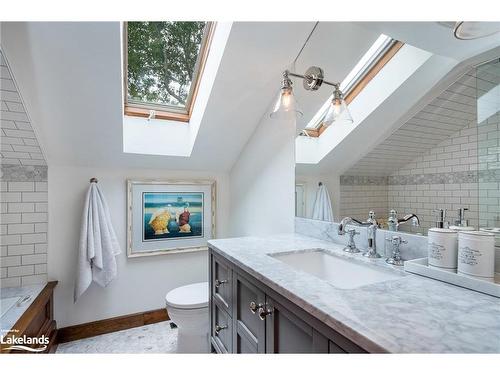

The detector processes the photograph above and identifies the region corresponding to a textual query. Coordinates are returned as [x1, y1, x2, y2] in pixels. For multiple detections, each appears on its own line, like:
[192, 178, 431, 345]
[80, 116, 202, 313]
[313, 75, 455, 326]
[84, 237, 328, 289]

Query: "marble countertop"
[1, 283, 46, 333]
[208, 233, 500, 353]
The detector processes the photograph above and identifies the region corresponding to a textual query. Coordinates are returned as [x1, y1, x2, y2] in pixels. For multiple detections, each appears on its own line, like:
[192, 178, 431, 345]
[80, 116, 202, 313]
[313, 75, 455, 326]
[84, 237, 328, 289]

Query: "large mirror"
[294, 25, 499, 237]
[477, 59, 500, 246]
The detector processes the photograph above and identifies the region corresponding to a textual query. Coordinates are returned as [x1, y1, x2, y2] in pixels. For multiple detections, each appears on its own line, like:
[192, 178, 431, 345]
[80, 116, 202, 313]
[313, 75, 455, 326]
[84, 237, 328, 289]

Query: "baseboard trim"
[57, 308, 169, 344]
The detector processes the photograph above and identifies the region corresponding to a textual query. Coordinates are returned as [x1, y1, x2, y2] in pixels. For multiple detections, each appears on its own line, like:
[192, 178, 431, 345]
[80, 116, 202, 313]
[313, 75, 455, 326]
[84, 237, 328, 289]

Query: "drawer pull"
[249, 301, 263, 314]
[214, 279, 227, 288]
[214, 324, 228, 335]
[258, 306, 273, 321]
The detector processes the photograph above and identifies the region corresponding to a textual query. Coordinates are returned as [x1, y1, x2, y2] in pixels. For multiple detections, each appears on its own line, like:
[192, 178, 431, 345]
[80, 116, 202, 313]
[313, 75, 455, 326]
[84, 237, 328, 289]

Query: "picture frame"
[127, 179, 216, 257]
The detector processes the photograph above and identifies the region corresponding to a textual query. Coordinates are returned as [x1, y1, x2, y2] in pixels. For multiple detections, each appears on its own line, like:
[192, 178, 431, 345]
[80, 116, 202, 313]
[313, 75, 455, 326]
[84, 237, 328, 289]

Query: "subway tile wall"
[339, 176, 388, 221]
[387, 121, 479, 234]
[478, 113, 500, 230]
[1, 48, 48, 287]
[340, 121, 480, 234]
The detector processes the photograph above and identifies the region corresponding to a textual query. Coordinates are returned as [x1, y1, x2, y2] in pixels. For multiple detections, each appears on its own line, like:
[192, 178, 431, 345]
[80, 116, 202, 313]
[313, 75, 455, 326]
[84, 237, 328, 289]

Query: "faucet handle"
[386, 235, 407, 246]
[343, 228, 360, 253]
[385, 235, 407, 266]
[347, 228, 360, 237]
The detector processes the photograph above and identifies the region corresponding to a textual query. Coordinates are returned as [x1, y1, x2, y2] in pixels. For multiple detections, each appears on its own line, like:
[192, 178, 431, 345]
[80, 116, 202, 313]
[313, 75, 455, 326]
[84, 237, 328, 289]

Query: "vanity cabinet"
[209, 249, 366, 354]
[0, 281, 58, 354]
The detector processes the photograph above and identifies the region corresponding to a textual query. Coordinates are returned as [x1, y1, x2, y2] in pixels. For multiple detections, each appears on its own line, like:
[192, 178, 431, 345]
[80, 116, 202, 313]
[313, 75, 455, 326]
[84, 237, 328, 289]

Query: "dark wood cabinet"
[209, 249, 367, 354]
[0, 281, 58, 354]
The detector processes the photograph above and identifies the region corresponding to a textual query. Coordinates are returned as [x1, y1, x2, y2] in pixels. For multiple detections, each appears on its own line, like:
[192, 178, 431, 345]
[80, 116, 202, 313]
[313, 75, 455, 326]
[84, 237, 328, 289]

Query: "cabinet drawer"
[211, 299, 232, 353]
[211, 254, 233, 312]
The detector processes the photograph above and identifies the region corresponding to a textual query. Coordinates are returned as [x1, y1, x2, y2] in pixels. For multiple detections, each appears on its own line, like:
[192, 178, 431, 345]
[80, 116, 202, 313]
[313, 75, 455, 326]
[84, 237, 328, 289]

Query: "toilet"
[165, 282, 209, 353]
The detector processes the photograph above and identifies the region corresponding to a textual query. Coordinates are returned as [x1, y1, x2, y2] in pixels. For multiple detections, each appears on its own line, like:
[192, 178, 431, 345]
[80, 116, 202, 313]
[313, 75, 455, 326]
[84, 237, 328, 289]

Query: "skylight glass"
[305, 34, 394, 129]
[125, 21, 214, 119]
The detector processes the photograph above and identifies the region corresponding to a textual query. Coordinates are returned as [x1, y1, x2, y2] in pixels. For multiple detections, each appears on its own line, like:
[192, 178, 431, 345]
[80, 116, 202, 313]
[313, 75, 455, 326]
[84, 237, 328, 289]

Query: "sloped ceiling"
[0, 21, 315, 171]
[291, 22, 382, 131]
[345, 67, 479, 176]
[296, 22, 500, 177]
[344, 63, 500, 176]
[2, 22, 499, 174]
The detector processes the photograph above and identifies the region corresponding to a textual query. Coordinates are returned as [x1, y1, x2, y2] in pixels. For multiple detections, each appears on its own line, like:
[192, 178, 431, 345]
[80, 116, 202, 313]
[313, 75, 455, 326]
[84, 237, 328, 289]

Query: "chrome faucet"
[388, 210, 421, 231]
[402, 214, 420, 228]
[338, 217, 381, 258]
[338, 217, 365, 234]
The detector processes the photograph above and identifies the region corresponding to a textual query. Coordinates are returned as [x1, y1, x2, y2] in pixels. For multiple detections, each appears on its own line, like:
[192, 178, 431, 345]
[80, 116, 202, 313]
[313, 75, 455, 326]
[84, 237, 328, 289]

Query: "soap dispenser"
[449, 208, 475, 231]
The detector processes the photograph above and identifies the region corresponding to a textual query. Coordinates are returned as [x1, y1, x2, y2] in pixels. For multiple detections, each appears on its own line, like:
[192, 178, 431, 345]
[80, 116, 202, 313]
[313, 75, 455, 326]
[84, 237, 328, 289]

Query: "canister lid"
[458, 230, 495, 237]
[428, 228, 457, 233]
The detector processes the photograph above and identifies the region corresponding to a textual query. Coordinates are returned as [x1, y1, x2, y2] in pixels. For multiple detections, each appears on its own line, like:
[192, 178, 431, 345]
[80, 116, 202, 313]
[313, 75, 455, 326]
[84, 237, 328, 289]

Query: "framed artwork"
[127, 180, 216, 257]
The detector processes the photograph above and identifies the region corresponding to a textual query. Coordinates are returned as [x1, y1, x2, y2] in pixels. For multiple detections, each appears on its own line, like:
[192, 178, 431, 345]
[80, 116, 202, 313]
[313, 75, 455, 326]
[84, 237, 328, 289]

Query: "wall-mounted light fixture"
[270, 66, 353, 126]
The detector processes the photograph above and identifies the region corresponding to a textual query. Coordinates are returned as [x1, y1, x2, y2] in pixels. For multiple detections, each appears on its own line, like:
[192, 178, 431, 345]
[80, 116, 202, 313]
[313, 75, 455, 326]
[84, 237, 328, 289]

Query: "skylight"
[124, 21, 215, 122]
[305, 34, 395, 130]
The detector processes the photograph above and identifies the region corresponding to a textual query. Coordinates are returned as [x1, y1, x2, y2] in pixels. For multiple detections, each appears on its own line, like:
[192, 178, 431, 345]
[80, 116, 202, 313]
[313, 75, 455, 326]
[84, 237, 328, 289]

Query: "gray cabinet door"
[233, 273, 266, 353]
[211, 254, 233, 313]
[265, 296, 329, 353]
[211, 298, 233, 353]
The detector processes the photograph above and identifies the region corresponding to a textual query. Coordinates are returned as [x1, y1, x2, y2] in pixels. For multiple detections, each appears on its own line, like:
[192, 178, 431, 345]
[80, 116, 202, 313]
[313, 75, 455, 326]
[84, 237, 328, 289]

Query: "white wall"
[48, 165, 229, 328]
[228, 115, 296, 237]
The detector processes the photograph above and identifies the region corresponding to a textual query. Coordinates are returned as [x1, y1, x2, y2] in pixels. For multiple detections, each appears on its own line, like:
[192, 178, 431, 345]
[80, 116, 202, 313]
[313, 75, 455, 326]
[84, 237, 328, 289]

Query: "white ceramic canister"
[480, 228, 500, 274]
[458, 231, 495, 280]
[428, 228, 458, 270]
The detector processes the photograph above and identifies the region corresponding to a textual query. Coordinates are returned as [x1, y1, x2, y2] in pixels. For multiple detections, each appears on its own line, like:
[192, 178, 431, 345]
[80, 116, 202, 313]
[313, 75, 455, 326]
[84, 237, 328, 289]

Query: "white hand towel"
[312, 184, 334, 222]
[74, 182, 121, 302]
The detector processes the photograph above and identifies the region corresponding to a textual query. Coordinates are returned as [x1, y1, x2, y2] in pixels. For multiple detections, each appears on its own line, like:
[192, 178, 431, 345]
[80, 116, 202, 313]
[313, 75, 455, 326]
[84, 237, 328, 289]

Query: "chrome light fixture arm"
[286, 66, 340, 92]
[271, 66, 351, 123]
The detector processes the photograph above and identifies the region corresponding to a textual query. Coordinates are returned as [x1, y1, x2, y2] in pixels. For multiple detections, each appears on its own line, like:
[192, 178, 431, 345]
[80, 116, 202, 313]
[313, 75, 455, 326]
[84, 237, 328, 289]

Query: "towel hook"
[318, 182, 323, 186]
[90, 177, 98, 183]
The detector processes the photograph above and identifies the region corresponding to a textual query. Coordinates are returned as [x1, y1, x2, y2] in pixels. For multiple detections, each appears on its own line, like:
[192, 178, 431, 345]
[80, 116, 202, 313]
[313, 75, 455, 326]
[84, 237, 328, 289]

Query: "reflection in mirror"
[296, 58, 500, 238]
[295, 183, 306, 218]
[477, 58, 500, 253]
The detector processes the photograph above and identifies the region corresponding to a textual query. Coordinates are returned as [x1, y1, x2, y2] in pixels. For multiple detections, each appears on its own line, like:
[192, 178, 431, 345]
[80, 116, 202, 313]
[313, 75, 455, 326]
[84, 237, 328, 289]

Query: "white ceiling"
[360, 22, 500, 61]
[2, 21, 499, 174]
[297, 22, 500, 177]
[291, 23, 382, 131]
[0, 21, 315, 171]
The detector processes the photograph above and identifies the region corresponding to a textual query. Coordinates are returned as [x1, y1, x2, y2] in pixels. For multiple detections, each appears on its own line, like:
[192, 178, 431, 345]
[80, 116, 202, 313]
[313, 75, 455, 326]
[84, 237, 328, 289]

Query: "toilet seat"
[165, 282, 208, 309]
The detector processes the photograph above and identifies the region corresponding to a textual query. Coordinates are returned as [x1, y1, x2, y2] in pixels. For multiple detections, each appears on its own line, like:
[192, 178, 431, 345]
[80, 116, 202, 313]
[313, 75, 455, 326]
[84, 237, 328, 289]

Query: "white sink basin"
[271, 249, 402, 289]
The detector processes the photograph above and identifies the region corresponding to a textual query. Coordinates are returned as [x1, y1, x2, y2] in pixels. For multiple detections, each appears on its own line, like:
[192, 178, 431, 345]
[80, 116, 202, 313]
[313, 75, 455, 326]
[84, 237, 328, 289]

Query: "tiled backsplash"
[1, 48, 48, 287]
[295, 217, 427, 261]
[295, 217, 500, 273]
